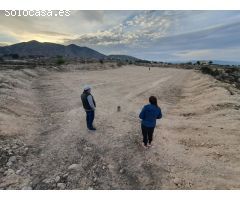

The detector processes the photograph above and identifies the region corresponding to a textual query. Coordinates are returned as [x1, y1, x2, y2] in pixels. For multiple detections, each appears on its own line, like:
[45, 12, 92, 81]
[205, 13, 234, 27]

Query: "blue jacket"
[139, 104, 162, 128]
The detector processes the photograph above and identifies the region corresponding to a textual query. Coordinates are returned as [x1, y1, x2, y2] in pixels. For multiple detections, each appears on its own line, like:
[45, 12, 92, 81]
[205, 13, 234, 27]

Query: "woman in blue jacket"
[139, 96, 162, 148]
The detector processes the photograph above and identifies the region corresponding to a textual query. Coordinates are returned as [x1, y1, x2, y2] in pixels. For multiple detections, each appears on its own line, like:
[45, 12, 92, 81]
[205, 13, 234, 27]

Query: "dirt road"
[0, 65, 240, 189]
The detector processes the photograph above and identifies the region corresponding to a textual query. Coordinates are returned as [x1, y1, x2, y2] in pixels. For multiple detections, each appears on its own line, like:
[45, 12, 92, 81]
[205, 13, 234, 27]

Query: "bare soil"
[0, 65, 240, 189]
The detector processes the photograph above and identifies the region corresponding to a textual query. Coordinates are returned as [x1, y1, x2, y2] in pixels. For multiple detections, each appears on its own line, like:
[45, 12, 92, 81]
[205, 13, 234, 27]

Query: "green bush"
[99, 59, 104, 64]
[56, 57, 65, 65]
[200, 66, 219, 76]
[11, 54, 19, 59]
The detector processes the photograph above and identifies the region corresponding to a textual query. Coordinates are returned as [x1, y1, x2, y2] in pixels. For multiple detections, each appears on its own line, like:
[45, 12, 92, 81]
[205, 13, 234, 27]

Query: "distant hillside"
[211, 60, 240, 66]
[174, 60, 240, 66]
[0, 40, 106, 59]
[108, 54, 141, 62]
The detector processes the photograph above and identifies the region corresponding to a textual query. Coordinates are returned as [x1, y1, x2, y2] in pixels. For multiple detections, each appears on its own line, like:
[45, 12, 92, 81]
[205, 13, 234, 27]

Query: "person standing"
[81, 85, 96, 131]
[139, 96, 162, 148]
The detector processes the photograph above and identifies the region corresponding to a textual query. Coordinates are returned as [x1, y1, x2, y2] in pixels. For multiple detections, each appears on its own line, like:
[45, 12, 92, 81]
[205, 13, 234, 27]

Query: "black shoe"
[88, 127, 96, 131]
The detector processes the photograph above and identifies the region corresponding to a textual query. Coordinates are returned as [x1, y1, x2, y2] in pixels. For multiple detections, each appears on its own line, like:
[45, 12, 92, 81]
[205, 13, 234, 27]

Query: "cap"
[83, 85, 91, 91]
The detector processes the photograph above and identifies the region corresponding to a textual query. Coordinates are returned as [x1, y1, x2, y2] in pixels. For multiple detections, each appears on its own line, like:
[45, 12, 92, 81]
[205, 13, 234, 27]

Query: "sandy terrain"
[0, 65, 240, 189]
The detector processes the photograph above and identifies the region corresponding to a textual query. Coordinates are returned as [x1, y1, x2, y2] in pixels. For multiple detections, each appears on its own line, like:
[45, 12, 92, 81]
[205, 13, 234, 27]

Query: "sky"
[0, 10, 240, 62]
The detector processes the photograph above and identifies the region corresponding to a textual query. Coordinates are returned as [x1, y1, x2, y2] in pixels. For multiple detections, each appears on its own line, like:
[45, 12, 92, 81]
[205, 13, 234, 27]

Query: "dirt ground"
[0, 65, 240, 189]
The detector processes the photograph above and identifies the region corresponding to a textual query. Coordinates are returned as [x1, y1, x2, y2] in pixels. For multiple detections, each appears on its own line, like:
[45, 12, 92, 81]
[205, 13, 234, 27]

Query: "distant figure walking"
[117, 106, 121, 112]
[81, 85, 96, 131]
[149, 67, 150, 71]
[139, 96, 162, 149]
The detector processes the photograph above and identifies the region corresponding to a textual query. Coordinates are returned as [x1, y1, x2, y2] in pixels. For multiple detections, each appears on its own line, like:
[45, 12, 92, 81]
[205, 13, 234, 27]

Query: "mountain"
[0, 40, 106, 59]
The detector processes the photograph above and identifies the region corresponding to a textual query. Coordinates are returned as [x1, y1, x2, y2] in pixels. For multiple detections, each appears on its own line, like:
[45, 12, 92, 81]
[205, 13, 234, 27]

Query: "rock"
[6, 161, 13, 167]
[22, 186, 32, 190]
[93, 177, 97, 182]
[55, 176, 61, 183]
[4, 169, 15, 176]
[31, 177, 41, 188]
[216, 152, 223, 156]
[16, 169, 23, 175]
[119, 169, 125, 174]
[57, 183, 66, 189]
[24, 147, 29, 153]
[68, 164, 82, 171]
[8, 156, 17, 163]
[7, 150, 13, 156]
[107, 164, 114, 170]
[102, 166, 106, 170]
[62, 173, 69, 179]
[173, 178, 182, 186]
[83, 147, 92, 152]
[0, 173, 20, 188]
[43, 178, 55, 184]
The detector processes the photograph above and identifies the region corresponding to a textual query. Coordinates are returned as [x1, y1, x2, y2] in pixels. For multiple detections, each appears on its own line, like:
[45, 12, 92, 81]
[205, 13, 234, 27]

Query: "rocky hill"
[0, 40, 106, 59]
[0, 41, 146, 63]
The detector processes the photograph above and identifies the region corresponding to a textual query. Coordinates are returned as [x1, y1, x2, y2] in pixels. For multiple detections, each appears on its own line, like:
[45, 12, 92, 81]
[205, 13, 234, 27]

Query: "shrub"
[117, 61, 124, 67]
[56, 57, 65, 65]
[200, 66, 220, 76]
[11, 54, 19, 59]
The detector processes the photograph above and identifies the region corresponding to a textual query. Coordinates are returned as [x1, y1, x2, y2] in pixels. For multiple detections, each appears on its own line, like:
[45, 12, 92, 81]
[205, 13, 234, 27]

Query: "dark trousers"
[141, 124, 154, 146]
[86, 110, 95, 129]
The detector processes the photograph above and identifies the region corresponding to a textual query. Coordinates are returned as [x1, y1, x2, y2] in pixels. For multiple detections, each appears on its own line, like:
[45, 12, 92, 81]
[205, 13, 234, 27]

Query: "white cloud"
[1, 10, 240, 61]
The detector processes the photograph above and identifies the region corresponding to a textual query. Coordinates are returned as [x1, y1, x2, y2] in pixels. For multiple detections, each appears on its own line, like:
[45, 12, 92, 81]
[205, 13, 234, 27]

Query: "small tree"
[99, 59, 104, 64]
[196, 61, 201, 65]
[56, 56, 65, 65]
[11, 54, 19, 59]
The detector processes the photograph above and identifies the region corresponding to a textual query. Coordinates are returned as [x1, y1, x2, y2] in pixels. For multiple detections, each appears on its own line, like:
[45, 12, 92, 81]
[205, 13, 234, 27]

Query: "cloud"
[147, 21, 240, 54]
[65, 11, 173, 50]
[74, 11, 104, 22]
[39, 31, 70, 37]
[1, 11, 240, 61]
[0, 42, 10, 46]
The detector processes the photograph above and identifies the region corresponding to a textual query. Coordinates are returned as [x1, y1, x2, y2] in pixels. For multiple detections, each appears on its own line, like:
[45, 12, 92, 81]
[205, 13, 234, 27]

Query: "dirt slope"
[0, 66, 240, 189]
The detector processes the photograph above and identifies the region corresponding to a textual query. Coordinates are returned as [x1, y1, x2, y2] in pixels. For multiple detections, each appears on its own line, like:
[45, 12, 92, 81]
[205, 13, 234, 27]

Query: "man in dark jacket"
[139, 96, 162, 148]
[81, 85, 96, 131]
